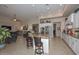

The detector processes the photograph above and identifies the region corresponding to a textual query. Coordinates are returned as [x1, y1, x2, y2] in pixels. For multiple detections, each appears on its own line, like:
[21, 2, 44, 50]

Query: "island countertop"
[33, 34, 49, 54]
[33, 34, 49, 39]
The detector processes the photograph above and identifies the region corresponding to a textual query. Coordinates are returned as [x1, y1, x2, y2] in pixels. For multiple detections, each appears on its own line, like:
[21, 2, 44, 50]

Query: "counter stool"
[35, 42, 44, 55]
[34, 37, 44, 55]
[26, 37, 33, 48]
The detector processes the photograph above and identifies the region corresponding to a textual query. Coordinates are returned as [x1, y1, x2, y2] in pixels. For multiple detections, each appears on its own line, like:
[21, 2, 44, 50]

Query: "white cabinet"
[73, 38, 77, 54]
[66, 13, 75, 25]
[74, 11, 79, 28]
[62, 33, 79, 54]
[62, 33, 65, 40]
[65, 35, 69, 44]
[62, 33, 67, 42]
[68, 36, 74, 49]
[68, 36, 72, 47]
[62, 33, 69, 44]
[63, 33, 66, 41]
[69, 36, 76, 51]
[76, 39, 79, 54]
[41, 38, 49, 54]
[67, 36, 79, 54]
[67, 11, 79, 28]
[66, 12, 79, 28]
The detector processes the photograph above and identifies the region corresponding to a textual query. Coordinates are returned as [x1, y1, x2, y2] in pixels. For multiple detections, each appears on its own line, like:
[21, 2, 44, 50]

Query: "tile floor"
[0, 36, 75, 55]
[0, 36, 34, 55]
[49, 37, 75, 55]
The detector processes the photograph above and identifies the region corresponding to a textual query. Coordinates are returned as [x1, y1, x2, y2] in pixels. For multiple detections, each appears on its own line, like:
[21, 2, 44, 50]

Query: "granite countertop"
[63, 32, 79, 39]
[33, 34, 49, 39]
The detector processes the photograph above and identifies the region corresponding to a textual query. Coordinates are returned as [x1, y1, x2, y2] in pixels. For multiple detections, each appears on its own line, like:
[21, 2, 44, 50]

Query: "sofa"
[5, 31, 18, 44]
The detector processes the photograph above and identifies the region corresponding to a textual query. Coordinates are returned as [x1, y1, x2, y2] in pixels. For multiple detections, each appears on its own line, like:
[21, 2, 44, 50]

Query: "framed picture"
[40, 19, 51, 23]
[40, 19, 44, 23]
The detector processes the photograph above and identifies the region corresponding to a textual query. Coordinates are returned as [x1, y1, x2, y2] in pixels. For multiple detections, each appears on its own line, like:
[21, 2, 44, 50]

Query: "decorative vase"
[0, 44, 6, 49]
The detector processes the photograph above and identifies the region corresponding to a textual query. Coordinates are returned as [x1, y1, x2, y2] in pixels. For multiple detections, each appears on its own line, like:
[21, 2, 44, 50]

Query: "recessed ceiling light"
[32, 4, 35, 7]
[13, 18, 16, 21]
[45, 4, 49, 6]
[47, 7, 50, 10]
[59, 4, 63, 6]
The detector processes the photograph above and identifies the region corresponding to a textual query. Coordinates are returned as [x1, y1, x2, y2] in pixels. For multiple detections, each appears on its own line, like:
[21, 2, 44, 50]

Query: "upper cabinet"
[65, 13, 75, 29]
[74, 11, 79, 28]
[66, 9, 79, 29]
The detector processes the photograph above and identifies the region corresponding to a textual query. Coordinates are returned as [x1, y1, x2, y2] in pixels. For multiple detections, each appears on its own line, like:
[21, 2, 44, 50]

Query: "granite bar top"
[33, 34, 49, 39]
[63, 32, 79, 39]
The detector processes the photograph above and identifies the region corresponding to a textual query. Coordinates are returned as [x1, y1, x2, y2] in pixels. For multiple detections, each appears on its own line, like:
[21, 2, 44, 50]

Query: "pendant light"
[13, 14, 17, 22]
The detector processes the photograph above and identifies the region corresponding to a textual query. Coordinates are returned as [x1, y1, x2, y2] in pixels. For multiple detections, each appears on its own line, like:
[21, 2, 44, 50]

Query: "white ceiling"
[0, 4, 79, 21]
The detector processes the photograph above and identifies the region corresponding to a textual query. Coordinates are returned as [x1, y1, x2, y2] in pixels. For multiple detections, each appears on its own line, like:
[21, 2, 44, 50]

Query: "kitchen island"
[33, 34, 49, 55]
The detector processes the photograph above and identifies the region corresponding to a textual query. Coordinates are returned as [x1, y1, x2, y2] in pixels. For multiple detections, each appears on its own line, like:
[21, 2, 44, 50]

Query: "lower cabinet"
[62, 33, 79, 55]
[71, 37, 78, 53]
[62, 33, 69, 44]
[68, 36, 74, 50]
[70, 37, 79, 55]
[76, 40, 79, 54]
[62, 33, 65, 41]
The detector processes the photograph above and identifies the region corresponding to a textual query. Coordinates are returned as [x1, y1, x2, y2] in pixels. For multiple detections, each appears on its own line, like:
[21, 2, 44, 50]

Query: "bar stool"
[26, 37, 33, 48]
[34, 37, 44, 55]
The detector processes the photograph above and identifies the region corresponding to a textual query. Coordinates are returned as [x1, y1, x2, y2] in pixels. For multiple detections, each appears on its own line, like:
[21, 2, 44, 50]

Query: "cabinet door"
[64, 34, 66, 41]
[62, 33, 65, 40]
[76, 39, 79, 54]
[75, 11, 79, 28]
[70, 37, 75, 51]
[68, 36, 72, 47]
[63, 33, 66, 41]
[68, 36, 75, 49]
[73, 38, 79, 55]
[66, 35, 69, 44]
[73, 39, 77, 54]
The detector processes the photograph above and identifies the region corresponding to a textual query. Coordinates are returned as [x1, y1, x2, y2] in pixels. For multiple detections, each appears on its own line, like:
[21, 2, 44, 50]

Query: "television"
[1, 25, 12, 30]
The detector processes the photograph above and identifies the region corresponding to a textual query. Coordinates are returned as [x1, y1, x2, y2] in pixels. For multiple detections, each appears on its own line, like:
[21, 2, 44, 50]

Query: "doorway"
[53, 23, 56, 37]
[53, 22, 61, 38]
[32, 24, 39, 34]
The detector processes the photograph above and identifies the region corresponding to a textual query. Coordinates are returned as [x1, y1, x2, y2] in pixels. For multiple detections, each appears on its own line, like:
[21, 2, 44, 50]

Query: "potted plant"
[0, 28, 11, 49]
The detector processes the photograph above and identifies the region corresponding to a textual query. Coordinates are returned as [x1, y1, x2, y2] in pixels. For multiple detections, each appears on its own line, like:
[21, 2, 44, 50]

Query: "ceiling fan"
[11, 14, 21, 22]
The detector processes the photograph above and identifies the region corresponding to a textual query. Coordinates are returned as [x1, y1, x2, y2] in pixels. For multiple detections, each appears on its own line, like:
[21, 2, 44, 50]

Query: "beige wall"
[0, 15, 66, 38]
[27, 17, 66, 38]
[44, 17, 66, 38]
[0, 15, 23, 31]
[27, 17, 65, 32]
[50, 17, 65, 32]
